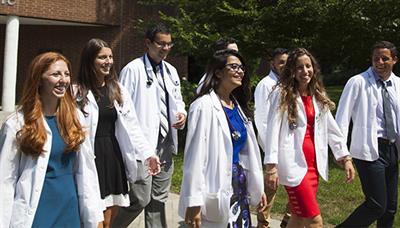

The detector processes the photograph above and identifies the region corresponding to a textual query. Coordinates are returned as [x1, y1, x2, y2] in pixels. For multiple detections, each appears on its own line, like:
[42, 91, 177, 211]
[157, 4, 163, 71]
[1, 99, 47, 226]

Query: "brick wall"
[14, 25, 121, 100]
[0, 0, 188, 104]
[0, 0, 120, 25]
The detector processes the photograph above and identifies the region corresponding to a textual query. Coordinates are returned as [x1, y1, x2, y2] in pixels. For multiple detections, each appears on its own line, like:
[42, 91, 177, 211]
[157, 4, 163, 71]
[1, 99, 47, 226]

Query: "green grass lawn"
[171, 153, 184, 193]
[326, 85, 343, 106]
[171, 85, 400, 226]
[270, 160, 365, 225]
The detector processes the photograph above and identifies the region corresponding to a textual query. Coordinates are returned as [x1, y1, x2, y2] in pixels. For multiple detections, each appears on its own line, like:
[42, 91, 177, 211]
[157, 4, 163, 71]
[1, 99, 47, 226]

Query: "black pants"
[338, 140, 398, 228]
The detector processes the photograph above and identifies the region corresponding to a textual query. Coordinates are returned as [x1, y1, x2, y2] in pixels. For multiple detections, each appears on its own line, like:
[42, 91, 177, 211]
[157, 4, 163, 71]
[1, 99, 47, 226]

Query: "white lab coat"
[264, 90, 349, 187]
[178, 91, 263, 227]
[119, 54, 186, 154]
[336, 67, 400, 161]
[254, 70, 279, 153]
[79, 83, 155, 184]
[0, 111, 103, 228]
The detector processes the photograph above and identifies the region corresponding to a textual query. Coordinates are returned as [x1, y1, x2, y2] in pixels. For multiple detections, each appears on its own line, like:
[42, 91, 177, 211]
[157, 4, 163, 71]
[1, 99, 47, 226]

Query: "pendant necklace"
[218, 95, 241, 141]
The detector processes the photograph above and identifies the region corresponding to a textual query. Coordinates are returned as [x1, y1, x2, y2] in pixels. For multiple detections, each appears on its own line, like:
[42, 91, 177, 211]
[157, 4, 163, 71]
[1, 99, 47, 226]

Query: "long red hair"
[17, 52, 85, 156]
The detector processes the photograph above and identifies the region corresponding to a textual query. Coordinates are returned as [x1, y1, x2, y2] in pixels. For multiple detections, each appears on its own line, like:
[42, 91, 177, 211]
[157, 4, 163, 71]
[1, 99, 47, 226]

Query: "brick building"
[0, 0, 188, 111]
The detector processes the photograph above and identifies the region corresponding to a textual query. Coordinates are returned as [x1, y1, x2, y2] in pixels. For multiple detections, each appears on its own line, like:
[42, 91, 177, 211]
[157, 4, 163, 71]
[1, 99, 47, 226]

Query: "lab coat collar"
[210, 90, 234, 141]
[296, 95, 307, 127]
[143, 54, 155, 82]
[210, 90, 250, 123]
[312, 95, 321, 119]
[144, 54, 166, 75]
[295, 93, 321, 126]
[210, 90, 223, 111]
[366, 67, 379, 87]
[143, 54, 155, 71]
[87, 90, 97, 108]
[41, 114, 53, 157]
[368, 66, 396, 84]
[269, 70, 279, 82]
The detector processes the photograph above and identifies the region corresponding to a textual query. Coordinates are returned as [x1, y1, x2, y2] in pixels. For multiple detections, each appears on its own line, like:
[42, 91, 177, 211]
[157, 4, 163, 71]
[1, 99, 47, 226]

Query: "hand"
[145, 155, 161, 175]
[344, 160, 355, 183]
[185, 206, 201, 228]
[172, 112, 186, 129]
[257, 192, 267, 213]
[264, 164, 279, 191]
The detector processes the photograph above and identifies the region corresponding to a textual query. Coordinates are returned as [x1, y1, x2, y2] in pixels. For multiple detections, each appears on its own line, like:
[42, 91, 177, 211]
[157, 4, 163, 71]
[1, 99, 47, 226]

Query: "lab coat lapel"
[160, 61, 174, 95]
[87, 91, 99, 141]
[366, 67, 379, 89]
[366, 68, 380, 106]
[296, 96, 307, 128]
[42, 116, 53, 155]
[312, 95, 320, 122]
[210, 91, 232, 141]
[144, 54, 155, 85]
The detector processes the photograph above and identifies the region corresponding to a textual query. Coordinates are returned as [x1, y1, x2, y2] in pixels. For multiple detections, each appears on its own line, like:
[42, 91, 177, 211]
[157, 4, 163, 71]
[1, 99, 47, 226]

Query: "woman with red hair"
[0, 52, 103, 227]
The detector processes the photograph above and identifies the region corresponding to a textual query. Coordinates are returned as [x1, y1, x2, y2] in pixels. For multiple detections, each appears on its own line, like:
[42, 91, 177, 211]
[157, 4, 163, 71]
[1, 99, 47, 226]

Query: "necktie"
[156, 65, 169, 140]
[380, 80, 396, 141]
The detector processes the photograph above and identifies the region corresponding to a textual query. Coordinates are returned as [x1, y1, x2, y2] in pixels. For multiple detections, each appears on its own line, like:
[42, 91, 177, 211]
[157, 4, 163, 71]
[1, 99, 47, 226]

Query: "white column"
[2, 15, 19, 111]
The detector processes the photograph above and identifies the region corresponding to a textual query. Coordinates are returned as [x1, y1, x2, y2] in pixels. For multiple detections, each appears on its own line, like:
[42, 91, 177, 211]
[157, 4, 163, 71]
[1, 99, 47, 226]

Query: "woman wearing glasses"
[264, 48, 355, 227]
[179, 49, 266, 228]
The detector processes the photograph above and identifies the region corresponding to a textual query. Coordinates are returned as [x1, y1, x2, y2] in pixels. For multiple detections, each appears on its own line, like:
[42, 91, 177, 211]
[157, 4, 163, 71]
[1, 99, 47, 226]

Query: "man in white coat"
[113, 23, 187, 228]
[336, 40, 399, 227]
[254, 48, 289, 228]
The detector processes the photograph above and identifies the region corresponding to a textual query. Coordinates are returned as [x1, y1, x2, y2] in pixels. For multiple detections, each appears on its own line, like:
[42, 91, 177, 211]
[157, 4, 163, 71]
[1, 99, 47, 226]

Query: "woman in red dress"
[264, 48, 355, 227]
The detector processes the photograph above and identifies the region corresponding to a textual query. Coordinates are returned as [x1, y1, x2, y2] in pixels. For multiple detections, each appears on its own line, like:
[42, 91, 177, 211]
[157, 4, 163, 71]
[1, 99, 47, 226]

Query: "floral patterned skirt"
[228, 163, 251, 228]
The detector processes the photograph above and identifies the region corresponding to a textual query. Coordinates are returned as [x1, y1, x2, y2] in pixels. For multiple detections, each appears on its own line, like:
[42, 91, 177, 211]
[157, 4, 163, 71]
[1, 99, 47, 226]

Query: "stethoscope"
[216, 94, 250, 141]
[143, 54, 180, 87]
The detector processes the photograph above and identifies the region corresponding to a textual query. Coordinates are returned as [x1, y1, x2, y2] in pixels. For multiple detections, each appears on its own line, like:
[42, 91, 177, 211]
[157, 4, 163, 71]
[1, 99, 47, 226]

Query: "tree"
[137, 0, 400, 84]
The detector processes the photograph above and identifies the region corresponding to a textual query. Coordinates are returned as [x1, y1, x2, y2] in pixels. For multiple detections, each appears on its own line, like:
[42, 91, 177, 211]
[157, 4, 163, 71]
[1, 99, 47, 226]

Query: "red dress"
[284, 96, 320, 218]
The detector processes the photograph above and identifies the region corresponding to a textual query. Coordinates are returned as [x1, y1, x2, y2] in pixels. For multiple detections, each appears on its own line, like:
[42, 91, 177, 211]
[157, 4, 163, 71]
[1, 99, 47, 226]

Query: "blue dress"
[224, 106, 247, 164]
[224, 106, 250, 228]
[32, 116, 80, 228]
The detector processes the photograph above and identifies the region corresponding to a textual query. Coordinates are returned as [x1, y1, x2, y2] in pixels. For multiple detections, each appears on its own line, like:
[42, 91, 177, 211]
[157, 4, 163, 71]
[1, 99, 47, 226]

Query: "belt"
[378, 137, 396, 146]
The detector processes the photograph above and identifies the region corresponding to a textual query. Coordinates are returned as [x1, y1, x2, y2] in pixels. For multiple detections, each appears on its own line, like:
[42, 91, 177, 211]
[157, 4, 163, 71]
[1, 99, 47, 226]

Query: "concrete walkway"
[128, 193, 282, 228]
[0, 113, 282, 228]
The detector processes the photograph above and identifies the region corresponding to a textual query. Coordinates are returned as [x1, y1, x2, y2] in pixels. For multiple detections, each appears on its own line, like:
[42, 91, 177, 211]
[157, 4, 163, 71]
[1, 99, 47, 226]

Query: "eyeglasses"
[225, 63, 245, 72]
[153, 40, 174, 48]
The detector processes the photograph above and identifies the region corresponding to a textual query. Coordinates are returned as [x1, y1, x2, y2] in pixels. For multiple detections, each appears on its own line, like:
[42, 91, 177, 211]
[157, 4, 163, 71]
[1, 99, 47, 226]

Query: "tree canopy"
[138, 0, 400, 84]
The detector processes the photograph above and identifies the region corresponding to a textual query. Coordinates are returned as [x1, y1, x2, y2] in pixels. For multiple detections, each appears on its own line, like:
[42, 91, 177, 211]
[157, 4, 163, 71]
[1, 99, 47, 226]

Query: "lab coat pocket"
[279, 148, 297, 175]
[202, 192, 229, 222]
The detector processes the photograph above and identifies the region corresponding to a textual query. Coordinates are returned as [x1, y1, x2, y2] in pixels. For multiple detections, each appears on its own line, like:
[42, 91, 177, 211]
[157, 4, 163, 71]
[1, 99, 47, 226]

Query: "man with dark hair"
[196, 37, 239, 94]
[336, 40, 399, 227]
[113, 23, 187, 228]
[213, 37, 238, 52]
[254, 48, 290, 228]
[145, 23, 171, 40]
